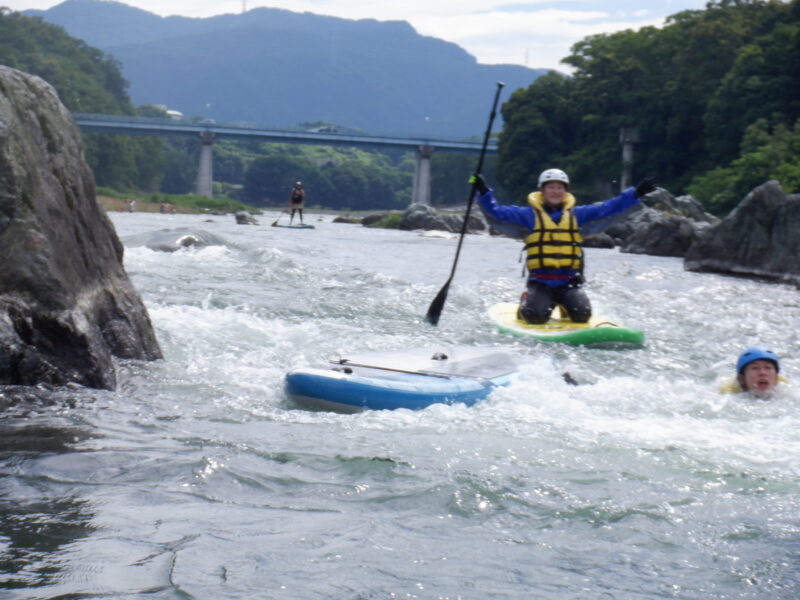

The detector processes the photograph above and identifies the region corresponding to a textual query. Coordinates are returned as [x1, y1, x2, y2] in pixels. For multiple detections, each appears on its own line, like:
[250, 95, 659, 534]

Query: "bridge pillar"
[411, 145, 435, 205]
[195, 131, 215, 198]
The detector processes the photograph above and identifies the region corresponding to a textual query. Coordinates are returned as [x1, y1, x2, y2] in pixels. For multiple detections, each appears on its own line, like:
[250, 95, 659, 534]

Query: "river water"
[2, 209, 799, 599]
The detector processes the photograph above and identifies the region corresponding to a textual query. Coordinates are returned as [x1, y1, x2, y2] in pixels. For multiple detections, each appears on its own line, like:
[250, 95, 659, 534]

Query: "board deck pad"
[488, 302, 645, 348]
[335, 346, 519, 380]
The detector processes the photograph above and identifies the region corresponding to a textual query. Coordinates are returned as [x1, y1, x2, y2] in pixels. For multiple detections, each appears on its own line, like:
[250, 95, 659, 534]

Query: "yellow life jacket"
[718, 375, 788, 394]
[524, 191, 583, 274]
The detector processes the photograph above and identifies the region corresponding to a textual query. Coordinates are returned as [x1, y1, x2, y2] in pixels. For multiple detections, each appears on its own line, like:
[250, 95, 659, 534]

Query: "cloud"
[247, 2, 669, 70]
[414, 8, 665, 70]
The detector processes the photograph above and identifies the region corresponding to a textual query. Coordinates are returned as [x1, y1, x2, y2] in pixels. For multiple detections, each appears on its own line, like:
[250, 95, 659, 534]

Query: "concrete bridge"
[72, 113, 498, 204]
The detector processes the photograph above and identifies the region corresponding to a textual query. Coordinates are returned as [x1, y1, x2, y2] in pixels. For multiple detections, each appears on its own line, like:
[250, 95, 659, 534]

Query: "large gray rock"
[479, 188, 713, 254]
[235, 211, 259, 225]
[641, 189, 718, 224]
[398, 203, 486, 233]
[684, 180, 800, 285]
[332, 215, 362, 224]
[361, 213, 390, 226]
[610, 189, 717, 256]
[122, 228, 229, 252]
[603, 204, 657, 243]
[0, 66, 162, 390]
[582, 232, 615, 249]
[620, 214, 707, 257]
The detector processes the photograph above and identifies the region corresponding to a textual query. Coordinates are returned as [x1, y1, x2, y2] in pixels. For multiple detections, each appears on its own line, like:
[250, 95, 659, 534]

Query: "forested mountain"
[496, 0, 800, 214]
[25, 0, 547, 137]
[0, 8, 126, 112]
[0, 9, 166, 191]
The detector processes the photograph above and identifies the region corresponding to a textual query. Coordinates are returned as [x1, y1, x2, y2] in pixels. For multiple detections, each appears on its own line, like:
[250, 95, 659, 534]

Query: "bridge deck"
[72, 113, 497, 154]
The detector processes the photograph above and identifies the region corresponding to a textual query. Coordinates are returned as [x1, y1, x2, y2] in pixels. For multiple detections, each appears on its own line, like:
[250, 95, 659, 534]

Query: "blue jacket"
[478, 187, 640, 286]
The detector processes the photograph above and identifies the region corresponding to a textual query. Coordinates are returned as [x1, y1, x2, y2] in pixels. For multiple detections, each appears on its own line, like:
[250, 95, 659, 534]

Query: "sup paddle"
[272, 210, 288, 227]
[425, 81, 504, 326]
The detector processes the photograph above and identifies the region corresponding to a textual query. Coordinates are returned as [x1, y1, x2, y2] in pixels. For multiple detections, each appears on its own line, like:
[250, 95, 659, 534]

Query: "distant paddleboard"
[284, 346, 519, 413]
[488, 302, 644, 348]
[272, 224, 315, 229]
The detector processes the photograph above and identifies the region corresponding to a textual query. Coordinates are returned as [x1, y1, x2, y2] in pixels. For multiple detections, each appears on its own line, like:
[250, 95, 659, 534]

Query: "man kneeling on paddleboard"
[720, 346, 788, 397]
[472, 169, 657, 324]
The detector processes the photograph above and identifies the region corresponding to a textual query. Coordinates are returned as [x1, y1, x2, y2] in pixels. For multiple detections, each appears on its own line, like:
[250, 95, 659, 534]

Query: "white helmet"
[538, 168, 569, 188]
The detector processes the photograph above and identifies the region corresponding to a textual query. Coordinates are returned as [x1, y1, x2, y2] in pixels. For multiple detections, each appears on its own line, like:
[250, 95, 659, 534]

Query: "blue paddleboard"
[284, 346, 519, 413]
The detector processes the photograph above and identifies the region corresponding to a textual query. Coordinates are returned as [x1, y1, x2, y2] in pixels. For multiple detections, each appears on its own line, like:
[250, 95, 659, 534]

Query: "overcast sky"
[7, 0, 712, 70]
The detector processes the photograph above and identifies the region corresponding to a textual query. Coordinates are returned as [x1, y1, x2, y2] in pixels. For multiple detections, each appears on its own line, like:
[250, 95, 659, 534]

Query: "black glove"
[470, 173, 490, 195]
[635, 177, 659, 198]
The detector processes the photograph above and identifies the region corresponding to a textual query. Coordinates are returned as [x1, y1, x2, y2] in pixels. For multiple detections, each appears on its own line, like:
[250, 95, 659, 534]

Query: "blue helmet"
[736, 346, 780, 374]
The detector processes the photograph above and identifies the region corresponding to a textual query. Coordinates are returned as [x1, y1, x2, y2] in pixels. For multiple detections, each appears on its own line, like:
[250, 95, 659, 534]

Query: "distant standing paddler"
[289, 181, 305, 225]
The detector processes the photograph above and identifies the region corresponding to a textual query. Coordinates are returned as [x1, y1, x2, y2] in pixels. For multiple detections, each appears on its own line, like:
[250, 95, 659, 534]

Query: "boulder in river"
[609, 189, 718, 256]
[122, 228, 229, 252]
[620, 214, 712, 257]
[641, 189, 718, 224]
[0, 66, 162, 390]
[332, 215, 363, 224]
[398, 203, 485, 234]
[684, 180, 800, 286]
[235, 211, 259, 225]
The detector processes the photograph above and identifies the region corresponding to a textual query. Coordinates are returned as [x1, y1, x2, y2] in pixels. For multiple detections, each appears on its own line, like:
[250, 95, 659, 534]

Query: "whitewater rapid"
[1, 209, 798, 599]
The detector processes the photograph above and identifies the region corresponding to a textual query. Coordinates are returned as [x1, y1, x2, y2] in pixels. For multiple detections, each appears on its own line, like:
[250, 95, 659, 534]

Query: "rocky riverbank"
[339, 183, 799, 288]
[97, 195, 198, 214]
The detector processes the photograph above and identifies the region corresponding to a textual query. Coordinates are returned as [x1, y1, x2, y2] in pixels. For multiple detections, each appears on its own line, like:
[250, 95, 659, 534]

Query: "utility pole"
[619, 126, 640, 192]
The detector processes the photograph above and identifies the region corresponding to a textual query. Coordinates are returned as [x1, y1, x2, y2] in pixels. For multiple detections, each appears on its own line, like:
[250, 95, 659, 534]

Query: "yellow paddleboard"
[488, 302, 645, 348]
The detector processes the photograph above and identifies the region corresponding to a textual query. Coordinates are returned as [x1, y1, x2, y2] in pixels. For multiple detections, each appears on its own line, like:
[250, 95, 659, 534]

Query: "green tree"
[688, 118, 800, 215]
[160, 139, 197, 195]
[241, 142, 414, 210]
[497, 0, 798, 204]
[243, 155, 318, 204]
[0, 10, 170, 193]
[497, 71, 578, 201]
[83, 134, 137, 190]
[565, 27, 660, 175]
[703, 21, 800, 162]
[0, 11, 130, 111]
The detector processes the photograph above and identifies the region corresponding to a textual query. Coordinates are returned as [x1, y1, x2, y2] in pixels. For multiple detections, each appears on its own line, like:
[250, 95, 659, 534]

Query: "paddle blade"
[425, 283, 450, 326]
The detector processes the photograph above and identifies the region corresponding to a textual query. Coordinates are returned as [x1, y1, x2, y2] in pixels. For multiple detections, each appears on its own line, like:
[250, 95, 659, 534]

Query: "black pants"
[290, 206, 303, 222]
[519, 280, 591, 324]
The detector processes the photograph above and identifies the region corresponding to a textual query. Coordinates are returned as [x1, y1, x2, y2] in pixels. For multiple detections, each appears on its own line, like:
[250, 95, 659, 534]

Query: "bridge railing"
[72, 113, 497, 154]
